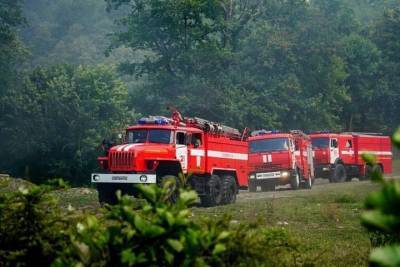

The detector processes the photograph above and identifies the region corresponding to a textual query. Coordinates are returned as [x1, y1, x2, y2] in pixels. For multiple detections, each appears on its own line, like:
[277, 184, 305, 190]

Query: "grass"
[52, 180, 382, 266]
[191, 181, 381, 266]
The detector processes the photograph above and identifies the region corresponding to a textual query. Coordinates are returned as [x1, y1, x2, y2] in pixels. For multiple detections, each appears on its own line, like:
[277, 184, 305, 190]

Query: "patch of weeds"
[320, 203, 341, 223]
[334, 194, 357, 204]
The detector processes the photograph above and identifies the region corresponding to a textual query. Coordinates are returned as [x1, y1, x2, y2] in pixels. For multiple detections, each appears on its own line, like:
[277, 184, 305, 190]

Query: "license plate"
[91, 173, 156, 183]
[256, 172, 281, 179]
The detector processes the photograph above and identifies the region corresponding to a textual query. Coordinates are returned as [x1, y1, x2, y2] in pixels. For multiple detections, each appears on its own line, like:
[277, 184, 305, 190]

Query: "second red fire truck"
[91, 110, 248, 206]
[247, 130, 314, 192]
[310, 132, 392, 182]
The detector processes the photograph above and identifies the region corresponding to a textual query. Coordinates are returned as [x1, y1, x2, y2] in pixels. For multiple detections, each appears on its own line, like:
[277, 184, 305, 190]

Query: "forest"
[0, 0, 399, 185]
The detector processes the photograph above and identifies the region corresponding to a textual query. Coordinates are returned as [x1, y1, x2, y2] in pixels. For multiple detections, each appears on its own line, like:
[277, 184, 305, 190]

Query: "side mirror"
[102, 139, 114, 155]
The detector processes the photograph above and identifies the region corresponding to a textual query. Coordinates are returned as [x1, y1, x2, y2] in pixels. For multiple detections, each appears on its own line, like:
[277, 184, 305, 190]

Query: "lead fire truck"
[310, 132, 392, 182]
[91, 111, 248, 206]
[248, 130, 314, 192]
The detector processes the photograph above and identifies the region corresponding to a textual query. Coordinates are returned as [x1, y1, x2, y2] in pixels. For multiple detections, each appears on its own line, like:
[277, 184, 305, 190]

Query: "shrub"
[0, 184, 71, 266]
[0, 179, 304, 266]
[361, 127, 400, 267]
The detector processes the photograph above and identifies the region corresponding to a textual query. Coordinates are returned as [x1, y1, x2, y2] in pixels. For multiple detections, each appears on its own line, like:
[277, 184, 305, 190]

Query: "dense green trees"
[0, 65, 131, 184]
[0, 0, 399, 182]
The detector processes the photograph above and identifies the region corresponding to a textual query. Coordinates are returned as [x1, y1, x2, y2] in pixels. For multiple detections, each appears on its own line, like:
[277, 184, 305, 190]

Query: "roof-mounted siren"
[138, 116, 171, 125]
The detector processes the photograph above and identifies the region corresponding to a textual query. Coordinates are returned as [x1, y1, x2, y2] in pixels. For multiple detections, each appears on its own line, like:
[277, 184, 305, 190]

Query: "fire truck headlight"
[281, 171, 289, 178]
[250, 174, 255, 179]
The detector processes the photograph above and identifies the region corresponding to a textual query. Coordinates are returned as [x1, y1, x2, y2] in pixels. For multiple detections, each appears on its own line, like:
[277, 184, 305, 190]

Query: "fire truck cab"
[310, 132, 392, 182]
[248, 130, 314, 192]
[91, 111, 248, 206]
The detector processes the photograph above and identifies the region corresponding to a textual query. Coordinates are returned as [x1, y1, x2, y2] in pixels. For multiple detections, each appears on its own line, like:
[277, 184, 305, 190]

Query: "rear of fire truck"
[310, 132, 392, 182]
[247, 130, 314, 192]
[91, 112, 248, 207]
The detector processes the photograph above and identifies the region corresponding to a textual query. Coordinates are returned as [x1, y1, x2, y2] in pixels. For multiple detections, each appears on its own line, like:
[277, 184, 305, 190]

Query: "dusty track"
[236, 177, 396, 202]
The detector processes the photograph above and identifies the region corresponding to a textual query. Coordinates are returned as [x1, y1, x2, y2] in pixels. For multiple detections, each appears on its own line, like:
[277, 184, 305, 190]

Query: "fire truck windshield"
[127, 129, 172, 144]
[311, 138, 329, 148]
[249, 138, 289, 153]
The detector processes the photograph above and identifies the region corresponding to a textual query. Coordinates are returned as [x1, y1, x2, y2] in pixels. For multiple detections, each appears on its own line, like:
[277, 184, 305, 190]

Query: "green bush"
[361, 127, 400, 267]
[55, 184, 303, 266]
[0, 184, 71, 266]
[0, 180, 304, 266]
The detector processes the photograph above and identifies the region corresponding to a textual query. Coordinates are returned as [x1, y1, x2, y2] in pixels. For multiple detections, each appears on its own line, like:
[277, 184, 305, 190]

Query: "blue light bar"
[138, 116, 170, 125]
[154, 116, 169, 125]
[138, 117, 147, 125]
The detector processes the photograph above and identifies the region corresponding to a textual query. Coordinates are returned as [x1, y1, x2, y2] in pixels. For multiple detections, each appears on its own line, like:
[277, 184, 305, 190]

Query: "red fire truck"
[247, 130, 314, 192]
[310, 132, 392, 182]
[91, 111, 248, 206]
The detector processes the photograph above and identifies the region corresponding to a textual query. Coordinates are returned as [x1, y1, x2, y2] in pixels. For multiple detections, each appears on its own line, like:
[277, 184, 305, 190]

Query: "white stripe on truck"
[359, 151, 392, 156]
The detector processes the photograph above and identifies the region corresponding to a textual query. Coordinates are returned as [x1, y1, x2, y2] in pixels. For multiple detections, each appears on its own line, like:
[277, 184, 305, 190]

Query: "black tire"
[97, 184, 118, 205]
[331, 164, 347, 183]
[159, 175, 180, 203]
[373, 165, 383, 176]
[248, 180, 257, 192]
[221, 175, 237, 204]
[303, 178, 312, 189]
[360, 165, 372, 181]
[200, 175, 222, 207]
[291, 169, 300, 190]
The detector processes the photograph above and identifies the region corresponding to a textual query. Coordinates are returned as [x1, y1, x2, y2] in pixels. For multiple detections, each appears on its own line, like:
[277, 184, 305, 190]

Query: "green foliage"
[0, 64, 133, 184]
[0, 184, 70, 266]
[56, 184, 302, 266]
[106, 0, 400, 131]
[0, 179, 304, 266]
[362, 129, 400, 266]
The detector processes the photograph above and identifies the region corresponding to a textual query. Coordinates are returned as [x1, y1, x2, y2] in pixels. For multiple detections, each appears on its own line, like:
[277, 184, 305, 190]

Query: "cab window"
[345, 140, 352, 148]
[176, 132, 186, 145]
[191, 133, 202, 148]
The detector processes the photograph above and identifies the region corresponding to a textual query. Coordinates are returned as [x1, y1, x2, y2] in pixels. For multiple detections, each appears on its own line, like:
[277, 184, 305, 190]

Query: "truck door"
[330, 138, 339, 164]
[187, 133, 205, 173]
[340, 138, 354, 164]
[175, 131, 188, 173]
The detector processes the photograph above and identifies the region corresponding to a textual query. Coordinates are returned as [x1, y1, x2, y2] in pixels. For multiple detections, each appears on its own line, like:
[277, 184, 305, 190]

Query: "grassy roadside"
[193, 181, 380, 266]
[1, 158, 398, 266]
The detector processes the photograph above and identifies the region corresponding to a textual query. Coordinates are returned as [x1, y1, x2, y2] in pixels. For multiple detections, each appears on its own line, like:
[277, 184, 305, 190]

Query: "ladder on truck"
[186, 117, 242, 140]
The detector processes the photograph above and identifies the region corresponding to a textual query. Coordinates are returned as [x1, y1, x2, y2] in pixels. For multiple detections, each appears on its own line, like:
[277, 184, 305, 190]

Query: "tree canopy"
[0, 0, 399, 182]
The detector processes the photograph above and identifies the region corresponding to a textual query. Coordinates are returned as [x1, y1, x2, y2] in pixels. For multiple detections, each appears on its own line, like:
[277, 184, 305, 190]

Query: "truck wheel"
[290, 170, 300, 190]
[221, 175, 237, 204]
[331, 164, 347, 183]
[160, 175, 180, 203]
[248, 180, 257, 192]
[303, 178, 312, 189]
[360, 165, 372, 180]
[373, 165, 383, 176]
[200, 175, 222, 207]
[97, 184, 118, 205]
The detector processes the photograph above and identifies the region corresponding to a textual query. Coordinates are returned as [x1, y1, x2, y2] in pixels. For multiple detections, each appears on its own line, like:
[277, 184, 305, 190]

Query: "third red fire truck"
[91, 110, 248, 206]
[248, 130, 314, 191]
[310, 132, 392, 182]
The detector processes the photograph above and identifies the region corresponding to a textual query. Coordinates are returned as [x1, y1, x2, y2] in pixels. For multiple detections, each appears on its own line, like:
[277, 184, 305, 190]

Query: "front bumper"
[314, 164, 332, 178]
[91, 173, 156, 184]
[249, 170, 293, 185]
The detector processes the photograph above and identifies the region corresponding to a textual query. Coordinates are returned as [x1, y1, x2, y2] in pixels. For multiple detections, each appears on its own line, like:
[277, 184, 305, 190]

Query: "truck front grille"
[250, 163, 283, 172]
[110, 151, 134, 169]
